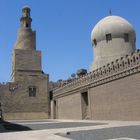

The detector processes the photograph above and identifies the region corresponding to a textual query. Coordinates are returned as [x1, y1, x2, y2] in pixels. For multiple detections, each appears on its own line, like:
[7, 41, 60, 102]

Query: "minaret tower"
[14, 5, 36, 50]
[10, 6, 50, 119]
[12, 5, 42, 81]
[20, 5, 32, 29]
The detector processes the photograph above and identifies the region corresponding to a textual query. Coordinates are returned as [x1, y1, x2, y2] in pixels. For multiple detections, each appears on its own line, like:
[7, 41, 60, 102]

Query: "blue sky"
[0, 0, 140, 82]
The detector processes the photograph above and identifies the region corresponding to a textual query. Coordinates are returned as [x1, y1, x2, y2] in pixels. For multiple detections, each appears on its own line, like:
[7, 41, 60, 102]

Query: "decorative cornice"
[53, 50, 140, 97]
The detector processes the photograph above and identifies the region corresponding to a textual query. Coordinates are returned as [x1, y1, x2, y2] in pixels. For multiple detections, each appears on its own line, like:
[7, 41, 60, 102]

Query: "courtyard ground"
[0, 119, 140, 140]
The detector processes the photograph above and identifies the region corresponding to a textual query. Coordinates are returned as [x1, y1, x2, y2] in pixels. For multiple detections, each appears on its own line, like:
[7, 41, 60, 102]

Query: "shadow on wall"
[0, 120, 31, 133]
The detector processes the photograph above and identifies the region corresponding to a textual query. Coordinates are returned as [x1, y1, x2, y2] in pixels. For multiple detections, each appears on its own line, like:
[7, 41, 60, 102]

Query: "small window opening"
[93, 39, 97, 46]
[106, 34, 112, 42]
[29, 87, 36, 97]
[26, 23, 29, 28]
[124, 33, 129, 42]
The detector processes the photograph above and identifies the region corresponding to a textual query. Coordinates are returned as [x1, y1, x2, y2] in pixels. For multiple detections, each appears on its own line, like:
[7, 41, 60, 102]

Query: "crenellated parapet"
[53, 50, 140, 96]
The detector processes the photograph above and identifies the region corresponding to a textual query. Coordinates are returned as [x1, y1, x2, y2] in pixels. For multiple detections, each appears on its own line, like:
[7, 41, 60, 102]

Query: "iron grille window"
[29, 87, 36, 97]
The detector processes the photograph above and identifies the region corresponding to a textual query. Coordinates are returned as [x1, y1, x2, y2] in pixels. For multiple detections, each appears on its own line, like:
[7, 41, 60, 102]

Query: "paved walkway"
[0, 120, 140, 140]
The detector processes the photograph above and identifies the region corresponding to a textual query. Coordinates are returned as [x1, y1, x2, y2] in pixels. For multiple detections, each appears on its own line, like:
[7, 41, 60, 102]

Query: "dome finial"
[109, 8, 112, 16]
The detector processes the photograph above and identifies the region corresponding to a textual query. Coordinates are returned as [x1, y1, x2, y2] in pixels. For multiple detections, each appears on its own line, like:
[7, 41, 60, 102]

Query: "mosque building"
[52, 15, 140, 121]
[90, 15, 136, 70]
[0, 6, 140, 121]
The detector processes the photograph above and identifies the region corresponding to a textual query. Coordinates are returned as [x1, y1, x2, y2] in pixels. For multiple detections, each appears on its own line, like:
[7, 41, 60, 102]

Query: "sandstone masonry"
[0, 6, 50, 120]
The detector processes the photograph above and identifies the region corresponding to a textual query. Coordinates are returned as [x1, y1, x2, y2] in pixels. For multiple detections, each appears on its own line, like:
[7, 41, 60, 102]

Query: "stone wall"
[12, 49, 42, 81]
[4, 112, 49, 120]
[0, 73, 50, 120]
[14, 49, 41, 70]
[56, 92, 82, 119]
[89, 73, 140, 120]
[53, 50, 140, 120]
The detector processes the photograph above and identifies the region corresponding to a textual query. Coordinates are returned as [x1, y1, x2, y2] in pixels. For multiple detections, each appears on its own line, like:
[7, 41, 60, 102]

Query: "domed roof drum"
[90, 15, 136, 71]
[91, 16, 136, 43]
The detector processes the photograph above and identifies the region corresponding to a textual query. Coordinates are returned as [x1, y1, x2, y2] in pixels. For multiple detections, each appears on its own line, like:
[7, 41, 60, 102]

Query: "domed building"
[1, 6, 140, 121]
[90, 15, 136, 70]
[52, 15, 140, 121]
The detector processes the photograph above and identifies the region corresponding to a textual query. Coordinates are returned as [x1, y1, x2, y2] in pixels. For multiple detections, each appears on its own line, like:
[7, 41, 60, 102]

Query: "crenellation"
[54, 51, 140, 95]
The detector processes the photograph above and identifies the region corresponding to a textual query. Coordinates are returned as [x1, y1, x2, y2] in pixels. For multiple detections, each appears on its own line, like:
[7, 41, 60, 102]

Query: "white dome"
[91, 15, 135, 43]
[90, 15, 136, 71]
